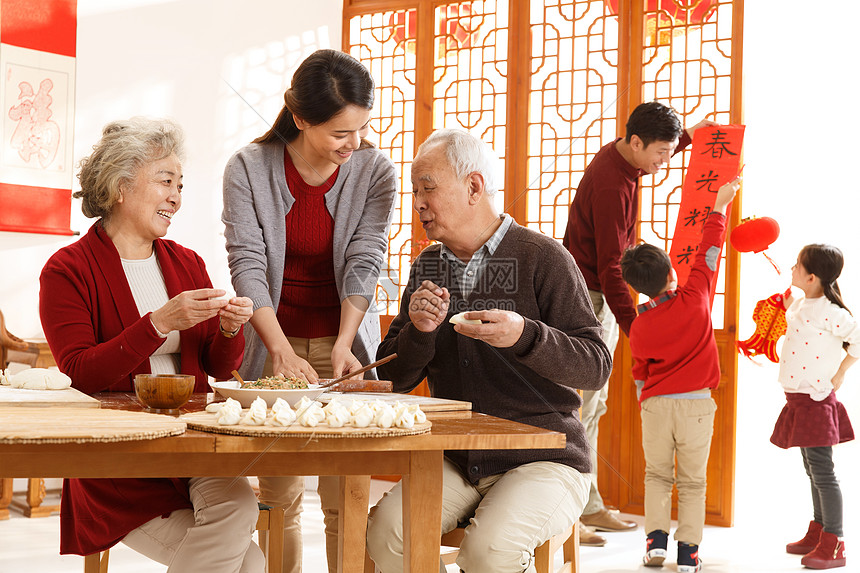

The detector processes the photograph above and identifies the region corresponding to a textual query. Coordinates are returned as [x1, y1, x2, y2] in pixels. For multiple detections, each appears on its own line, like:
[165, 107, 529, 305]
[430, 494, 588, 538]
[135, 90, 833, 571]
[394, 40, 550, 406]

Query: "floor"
[1, 468, 856, 572]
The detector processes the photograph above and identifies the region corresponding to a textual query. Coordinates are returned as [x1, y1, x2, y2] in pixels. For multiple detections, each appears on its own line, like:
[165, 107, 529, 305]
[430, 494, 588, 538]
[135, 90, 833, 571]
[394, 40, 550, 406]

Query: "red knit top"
[276, 149, 341, 338]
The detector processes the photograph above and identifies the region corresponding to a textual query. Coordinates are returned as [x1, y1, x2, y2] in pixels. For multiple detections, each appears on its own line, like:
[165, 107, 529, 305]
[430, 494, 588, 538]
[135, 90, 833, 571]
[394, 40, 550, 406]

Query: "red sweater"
[39, 222, 245, 393]
[629, 212, 726, 403]
[563, 133, 690, 334]
[277, 149, 341, 338]
[39, 221, 245, 555]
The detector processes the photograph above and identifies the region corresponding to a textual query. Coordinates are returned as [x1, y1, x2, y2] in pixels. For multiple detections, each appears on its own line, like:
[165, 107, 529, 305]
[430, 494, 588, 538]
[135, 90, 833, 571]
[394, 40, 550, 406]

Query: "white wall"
[736, 0, 860, 528]
[0, 0, 342, 338]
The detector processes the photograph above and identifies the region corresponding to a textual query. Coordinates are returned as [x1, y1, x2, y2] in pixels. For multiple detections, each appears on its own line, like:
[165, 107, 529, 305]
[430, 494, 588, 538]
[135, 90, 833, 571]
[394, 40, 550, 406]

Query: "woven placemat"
[0, 407, 186, 444]
[180, 411, 431, 438]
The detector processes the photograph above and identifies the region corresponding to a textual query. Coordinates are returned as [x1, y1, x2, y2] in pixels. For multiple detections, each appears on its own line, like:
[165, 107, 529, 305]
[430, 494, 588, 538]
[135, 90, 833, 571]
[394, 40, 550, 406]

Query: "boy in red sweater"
[620, 176, 741, 572]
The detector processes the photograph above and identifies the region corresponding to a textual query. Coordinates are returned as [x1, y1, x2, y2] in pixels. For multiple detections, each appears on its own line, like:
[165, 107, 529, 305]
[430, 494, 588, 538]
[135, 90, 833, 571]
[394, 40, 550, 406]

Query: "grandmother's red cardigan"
[39, 221, 245, 555]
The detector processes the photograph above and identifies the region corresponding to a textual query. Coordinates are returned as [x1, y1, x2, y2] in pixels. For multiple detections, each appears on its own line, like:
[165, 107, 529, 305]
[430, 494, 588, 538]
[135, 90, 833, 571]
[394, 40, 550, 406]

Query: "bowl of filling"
[209, 374, 324, 408]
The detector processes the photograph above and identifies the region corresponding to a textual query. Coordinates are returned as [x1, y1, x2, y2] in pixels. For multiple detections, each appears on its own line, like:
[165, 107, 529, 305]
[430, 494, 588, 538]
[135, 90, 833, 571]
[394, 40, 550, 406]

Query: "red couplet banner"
[0, 0, 77, 236]
[669, 124, 745, 291]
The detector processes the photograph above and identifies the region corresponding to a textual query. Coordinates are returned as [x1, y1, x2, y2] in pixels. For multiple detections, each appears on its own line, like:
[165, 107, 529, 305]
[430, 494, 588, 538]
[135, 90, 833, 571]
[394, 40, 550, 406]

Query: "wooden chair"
[0, 309, 35, 369]
[83, 504, 285, 573]
[0, 309, 59, 520]
[364, 521, 579, 573]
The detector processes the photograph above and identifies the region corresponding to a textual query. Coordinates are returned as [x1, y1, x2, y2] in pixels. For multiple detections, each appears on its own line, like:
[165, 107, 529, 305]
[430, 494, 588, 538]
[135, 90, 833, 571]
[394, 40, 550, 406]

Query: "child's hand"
[714, 176, 742, 214]
[832, 372, 845, 392]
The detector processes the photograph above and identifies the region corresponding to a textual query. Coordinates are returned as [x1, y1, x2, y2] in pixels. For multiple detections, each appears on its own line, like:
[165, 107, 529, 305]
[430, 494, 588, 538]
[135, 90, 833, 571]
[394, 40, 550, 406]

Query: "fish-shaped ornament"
[736, 288, 792, 363]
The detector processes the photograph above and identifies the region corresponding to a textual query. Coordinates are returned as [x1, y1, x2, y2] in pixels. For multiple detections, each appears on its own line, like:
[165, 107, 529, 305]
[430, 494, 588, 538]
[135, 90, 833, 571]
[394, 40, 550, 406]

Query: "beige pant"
[581, 289, 619, 514]
[258, 336, 339, 573]
[366, 458, 588, 573]
[640, 394, 716, 545]
[122, 476, 265, 573]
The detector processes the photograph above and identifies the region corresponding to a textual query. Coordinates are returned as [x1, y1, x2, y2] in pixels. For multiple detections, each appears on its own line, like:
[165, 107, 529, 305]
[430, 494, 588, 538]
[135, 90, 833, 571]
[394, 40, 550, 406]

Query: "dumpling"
[271, 397, 290, 414]
[393, 404, 415, 429]
[216, 398, 243, 425]
[351, 403, 374, 428]
[449, 312, 482, 325]
[267, 404, 297, 427]
[240, 396, 268, 425]
[296, 401, 325, 427]
[374, 404, 396, 429]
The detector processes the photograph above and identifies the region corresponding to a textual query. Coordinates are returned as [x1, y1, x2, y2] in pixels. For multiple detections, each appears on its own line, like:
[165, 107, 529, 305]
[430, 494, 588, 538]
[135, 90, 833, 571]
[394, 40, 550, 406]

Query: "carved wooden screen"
[344, 0, 743, 525]
[345, 1, 511, 319]
[600, 0, 744, 527]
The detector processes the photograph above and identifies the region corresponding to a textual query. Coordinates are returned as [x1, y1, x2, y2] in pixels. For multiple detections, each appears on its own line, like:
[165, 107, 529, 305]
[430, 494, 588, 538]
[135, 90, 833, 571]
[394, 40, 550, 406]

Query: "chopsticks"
[230, 353, 397, 389]
[317, 353, 398, 389]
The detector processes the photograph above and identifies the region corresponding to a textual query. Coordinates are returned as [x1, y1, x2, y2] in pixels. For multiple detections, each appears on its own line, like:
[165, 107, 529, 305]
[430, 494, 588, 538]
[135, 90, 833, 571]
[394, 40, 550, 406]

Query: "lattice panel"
[637, 0, 735, 329]
[432, 0, 509, 207]
[347, 10, 418, 316]
[526, 0, 620, 239]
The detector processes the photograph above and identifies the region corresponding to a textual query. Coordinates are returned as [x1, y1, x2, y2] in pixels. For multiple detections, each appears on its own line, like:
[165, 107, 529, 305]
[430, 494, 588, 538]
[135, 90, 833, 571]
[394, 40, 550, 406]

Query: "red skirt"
[770, 392, 854, 449]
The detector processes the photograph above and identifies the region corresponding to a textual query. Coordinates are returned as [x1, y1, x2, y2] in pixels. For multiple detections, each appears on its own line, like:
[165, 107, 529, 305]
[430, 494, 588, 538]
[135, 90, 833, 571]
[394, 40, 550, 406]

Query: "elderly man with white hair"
[366, 129, 612, 572]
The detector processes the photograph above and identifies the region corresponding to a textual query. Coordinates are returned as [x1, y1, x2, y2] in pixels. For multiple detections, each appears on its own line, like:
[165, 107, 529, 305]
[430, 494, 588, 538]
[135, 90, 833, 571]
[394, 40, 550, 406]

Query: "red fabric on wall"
[0, 0, 77, 57]
[0, 183, 72, 235]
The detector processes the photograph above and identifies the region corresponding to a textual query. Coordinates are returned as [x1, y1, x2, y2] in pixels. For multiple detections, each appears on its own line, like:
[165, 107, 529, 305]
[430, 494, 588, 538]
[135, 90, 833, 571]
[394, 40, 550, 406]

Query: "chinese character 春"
[701, 129, 738, 159]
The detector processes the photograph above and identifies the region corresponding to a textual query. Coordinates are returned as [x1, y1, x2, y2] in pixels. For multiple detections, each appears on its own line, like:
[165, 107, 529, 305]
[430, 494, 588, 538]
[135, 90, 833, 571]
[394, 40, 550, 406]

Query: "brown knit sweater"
[377, 221, 612, 481]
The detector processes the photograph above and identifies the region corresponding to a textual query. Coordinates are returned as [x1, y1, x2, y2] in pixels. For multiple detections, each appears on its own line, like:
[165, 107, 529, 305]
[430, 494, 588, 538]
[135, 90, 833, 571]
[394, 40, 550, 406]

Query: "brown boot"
[801, 531, 846, 569]
[787, 520, 823, 555]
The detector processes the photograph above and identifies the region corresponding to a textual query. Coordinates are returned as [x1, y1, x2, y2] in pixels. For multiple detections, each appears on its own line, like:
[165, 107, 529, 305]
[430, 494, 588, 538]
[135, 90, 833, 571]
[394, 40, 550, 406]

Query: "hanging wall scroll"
[0, 0, 77, 235]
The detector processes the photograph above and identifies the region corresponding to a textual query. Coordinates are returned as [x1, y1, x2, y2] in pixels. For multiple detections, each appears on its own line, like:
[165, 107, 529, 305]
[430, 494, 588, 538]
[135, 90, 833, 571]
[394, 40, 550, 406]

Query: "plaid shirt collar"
[439, 214, 511, 297]
[637, 289, 677, 313]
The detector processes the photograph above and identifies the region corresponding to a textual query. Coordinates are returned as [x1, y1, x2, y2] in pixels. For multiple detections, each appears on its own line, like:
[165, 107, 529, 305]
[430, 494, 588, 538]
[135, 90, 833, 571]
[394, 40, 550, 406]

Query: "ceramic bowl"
[209, 380, 324, 408]
[134, 374, 195, 414]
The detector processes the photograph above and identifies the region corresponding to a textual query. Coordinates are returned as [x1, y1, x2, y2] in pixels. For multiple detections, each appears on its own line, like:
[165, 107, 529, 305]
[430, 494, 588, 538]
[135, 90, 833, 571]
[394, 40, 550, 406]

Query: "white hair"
[417, 129, 499, 195]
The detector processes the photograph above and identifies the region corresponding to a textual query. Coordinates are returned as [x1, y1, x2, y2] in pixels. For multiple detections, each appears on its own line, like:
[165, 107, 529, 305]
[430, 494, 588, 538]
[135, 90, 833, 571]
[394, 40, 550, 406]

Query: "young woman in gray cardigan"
[221, 49, 397, 573]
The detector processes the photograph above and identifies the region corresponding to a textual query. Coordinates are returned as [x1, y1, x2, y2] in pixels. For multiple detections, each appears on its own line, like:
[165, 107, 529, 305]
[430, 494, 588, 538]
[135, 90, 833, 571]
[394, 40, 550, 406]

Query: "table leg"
[402, 451, 444, 573]
[0, 478, 12, 520]
[338, 475, 371, 573]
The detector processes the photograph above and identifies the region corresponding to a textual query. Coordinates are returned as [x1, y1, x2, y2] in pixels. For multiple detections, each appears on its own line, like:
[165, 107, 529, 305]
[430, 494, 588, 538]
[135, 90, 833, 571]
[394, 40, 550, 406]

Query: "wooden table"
[0, 386, 99, 519]
[0, 393, 564, 573]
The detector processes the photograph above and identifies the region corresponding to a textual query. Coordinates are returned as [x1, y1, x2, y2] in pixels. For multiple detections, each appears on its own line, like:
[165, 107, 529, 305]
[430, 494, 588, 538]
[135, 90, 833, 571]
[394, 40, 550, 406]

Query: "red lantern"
[730, 216, 780, 253]
[730, 215, 781, 274]
[603, 0, 718, 45]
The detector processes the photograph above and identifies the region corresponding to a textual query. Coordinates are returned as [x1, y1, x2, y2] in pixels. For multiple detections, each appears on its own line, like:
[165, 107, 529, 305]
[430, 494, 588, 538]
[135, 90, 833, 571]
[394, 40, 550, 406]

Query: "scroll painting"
[0, 0, 76, 235]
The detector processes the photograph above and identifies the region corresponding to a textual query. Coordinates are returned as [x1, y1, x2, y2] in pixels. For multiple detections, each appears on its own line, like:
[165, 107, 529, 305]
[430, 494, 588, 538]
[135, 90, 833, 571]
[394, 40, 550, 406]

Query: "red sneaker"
[801, 531, 846, 569]
[787, 520, 823, 555]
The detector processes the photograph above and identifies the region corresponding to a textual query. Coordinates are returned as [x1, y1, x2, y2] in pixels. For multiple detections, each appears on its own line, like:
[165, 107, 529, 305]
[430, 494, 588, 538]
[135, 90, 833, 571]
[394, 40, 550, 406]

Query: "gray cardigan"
[222, 140, 397, 380]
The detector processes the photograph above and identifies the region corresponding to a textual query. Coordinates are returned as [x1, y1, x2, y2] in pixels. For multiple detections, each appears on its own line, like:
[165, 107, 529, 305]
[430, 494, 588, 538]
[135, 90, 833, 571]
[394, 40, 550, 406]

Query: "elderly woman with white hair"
[39, 118, 264, 572]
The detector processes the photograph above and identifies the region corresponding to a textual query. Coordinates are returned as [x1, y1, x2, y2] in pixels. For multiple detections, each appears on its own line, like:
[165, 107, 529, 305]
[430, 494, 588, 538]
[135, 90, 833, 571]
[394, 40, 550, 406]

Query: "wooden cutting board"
[0, 385, 100, 408]
[0, 407, 185, 444]
[181, 411, 431, 438]
[319, 392, 471, 412]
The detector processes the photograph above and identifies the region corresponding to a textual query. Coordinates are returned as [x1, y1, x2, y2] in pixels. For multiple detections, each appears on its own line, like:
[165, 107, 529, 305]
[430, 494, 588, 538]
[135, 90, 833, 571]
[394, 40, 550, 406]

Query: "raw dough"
[8, 368, 72, 390]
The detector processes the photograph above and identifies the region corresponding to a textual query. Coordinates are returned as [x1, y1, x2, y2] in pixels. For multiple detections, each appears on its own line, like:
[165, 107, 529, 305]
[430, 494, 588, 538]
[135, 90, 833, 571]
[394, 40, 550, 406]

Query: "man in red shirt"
[562, 101, 712, 545]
